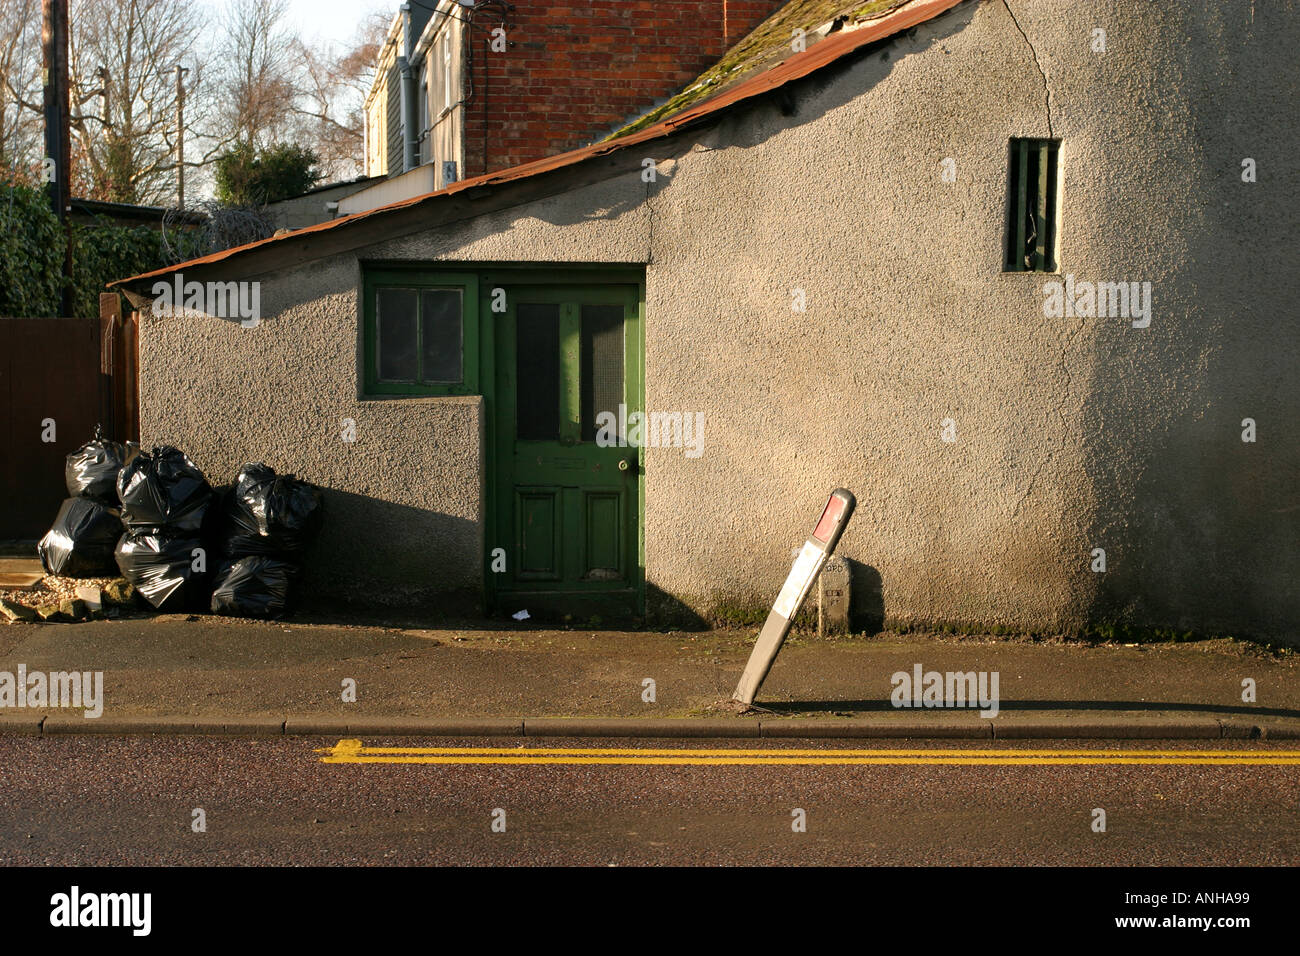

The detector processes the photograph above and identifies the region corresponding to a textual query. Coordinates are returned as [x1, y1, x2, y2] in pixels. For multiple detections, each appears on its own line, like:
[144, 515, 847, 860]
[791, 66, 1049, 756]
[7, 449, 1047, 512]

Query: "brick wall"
[462, 1, 787, 177]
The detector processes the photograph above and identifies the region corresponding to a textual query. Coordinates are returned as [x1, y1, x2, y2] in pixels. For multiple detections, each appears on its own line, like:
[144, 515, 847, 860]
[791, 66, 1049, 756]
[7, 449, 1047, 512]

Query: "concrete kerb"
[1255, 721, 1300, 740]
[760, 719, 991, 738]
[284, 717, 525, 736]
[990, 718, 1223, 740]
[40, 716, 287, 735]
[4, 715, 1298, 739]
[524, 718, 761, 738]
[0, 714, 44, 734]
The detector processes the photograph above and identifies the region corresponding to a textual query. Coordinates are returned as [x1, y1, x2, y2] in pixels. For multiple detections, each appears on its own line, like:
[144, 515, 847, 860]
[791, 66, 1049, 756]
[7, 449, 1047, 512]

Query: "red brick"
[456, 0, 785, 177]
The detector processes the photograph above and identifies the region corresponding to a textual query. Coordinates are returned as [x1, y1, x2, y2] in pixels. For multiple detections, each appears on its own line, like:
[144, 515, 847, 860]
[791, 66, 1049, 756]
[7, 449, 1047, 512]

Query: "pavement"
[3, 735, 1297, 865]
[1, 613, 1297, 738]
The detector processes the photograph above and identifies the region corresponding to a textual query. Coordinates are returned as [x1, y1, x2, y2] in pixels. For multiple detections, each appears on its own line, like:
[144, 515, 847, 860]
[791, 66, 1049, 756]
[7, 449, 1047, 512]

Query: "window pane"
[377, 288, 418, 381]
[516, 303, 560, 441]
[581, 304, 624, 442]
[420, 288, 462, 383]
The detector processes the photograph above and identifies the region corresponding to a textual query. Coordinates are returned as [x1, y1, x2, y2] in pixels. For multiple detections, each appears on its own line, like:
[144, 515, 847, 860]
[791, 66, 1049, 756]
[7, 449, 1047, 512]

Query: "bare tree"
[0, 0, 44, 179]
[162, 197, 273, 261]
[2, 0, 382, 203]
[215, 0, 297, 149]
[67, 0, 227, 204]
[289, 11, 389, 181]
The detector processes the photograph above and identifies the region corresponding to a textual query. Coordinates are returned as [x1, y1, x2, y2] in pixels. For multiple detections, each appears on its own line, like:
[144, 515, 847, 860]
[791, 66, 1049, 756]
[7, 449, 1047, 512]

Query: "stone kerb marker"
[731, 488, 856, 707]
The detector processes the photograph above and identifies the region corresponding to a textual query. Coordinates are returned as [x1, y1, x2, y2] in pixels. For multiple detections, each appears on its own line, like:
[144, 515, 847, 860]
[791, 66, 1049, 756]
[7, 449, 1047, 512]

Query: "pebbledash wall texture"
[133, 0, 1299, 641]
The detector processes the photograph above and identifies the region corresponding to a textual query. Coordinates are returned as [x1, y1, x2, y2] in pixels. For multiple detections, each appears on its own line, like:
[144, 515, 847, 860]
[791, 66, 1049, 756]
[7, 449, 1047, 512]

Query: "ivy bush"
[0, 184, 65, 317]
[0, 183, 204, 319]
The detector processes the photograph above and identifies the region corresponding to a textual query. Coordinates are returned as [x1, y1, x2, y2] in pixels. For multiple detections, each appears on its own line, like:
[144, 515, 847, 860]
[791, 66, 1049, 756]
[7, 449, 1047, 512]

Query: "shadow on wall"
[298, 487, 481, 612]
[645, 581, 712, 630]
[847, 559, 885, 633]
[1081, 2, 1300, 643]
[643, 559, 884, 633]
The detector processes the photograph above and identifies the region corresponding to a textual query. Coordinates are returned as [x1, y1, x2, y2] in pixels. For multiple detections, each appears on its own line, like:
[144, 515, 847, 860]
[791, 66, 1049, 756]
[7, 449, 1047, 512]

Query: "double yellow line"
[317, 740, 1300, 766]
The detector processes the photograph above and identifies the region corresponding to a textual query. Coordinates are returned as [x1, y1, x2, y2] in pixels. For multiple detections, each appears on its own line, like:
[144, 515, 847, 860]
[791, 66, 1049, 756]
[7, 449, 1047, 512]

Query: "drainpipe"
[398, 55, 418, 172]
[399, 4, 418, 172]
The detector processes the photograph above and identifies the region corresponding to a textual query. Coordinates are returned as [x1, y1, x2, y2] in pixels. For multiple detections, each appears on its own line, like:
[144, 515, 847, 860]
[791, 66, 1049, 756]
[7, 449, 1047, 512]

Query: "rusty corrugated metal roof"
[110, 0, 966, 289]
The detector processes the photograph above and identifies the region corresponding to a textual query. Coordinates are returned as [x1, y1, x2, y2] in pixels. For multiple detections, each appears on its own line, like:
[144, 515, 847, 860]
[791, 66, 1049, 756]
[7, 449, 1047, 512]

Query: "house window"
[1004, 138, 1060, 273]
[362, 270, 479, 396]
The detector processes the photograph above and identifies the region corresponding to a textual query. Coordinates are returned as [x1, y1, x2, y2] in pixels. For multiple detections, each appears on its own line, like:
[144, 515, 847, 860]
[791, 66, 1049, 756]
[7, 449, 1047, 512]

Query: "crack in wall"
[644, 162, 660, 266]
[1002, 0, 1054, 138]
[1012, 313, 1082, 521]
[1002, 0, 1066, 524]
[1010, 461, 1041, 519]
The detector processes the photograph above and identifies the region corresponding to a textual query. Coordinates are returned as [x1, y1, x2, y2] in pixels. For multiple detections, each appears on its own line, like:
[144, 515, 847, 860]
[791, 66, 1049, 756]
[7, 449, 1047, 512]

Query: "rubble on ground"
[0, 574, 136, 623]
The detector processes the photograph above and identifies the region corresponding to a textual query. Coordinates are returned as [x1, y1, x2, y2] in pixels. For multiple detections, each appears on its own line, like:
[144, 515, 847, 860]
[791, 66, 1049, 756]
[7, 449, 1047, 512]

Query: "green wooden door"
[491, 282, 643, 618]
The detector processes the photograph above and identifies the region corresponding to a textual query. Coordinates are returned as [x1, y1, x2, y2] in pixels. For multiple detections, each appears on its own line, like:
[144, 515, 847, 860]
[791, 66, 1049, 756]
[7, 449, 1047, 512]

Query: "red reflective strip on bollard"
[812, 495, 846, 544]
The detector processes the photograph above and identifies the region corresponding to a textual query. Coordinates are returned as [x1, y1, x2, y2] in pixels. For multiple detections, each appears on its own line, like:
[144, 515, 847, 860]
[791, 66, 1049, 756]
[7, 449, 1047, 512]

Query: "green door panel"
[583, 491, 623, 581]
[516, 488, 562, 580]
[489, 281, 643, 617]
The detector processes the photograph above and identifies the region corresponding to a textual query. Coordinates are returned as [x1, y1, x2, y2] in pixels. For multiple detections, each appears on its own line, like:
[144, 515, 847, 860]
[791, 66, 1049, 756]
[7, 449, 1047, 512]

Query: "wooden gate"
[0, 294, 138, 542]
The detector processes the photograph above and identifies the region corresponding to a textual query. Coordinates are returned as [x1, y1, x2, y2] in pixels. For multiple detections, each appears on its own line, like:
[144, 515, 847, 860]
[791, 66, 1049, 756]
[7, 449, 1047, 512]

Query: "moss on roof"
[608, 0, 906, 140]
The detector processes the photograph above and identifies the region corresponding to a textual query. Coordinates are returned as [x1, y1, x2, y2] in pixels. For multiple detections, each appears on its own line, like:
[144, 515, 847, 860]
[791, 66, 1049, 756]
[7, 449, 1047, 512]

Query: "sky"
[203, 0, 396, 53]
[175, 0, 395, 195]
[282, 0, 394, 49]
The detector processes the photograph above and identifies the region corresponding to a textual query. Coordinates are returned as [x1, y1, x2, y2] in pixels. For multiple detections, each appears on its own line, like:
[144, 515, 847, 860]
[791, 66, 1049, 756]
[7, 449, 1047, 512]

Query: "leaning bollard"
[732, 488, 856, 707]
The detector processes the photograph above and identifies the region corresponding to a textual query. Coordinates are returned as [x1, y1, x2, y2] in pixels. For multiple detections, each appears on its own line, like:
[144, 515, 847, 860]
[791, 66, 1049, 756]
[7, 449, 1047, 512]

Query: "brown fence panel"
[0, 317, 107, 542]
[98, 293, 140, 446]
[122, 311, 139, 443]
[0, 319, 13, 542]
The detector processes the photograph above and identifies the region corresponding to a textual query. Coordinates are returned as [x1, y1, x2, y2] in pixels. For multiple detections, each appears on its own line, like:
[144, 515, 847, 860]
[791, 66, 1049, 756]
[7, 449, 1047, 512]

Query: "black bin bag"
[221, 463, 323, 557]
[210, 556, 298, 619]
[117, 446, 213, 533]
[38, 497, 123, 577]
[65, 426, 127, 504]
[114, 531, 207, 612]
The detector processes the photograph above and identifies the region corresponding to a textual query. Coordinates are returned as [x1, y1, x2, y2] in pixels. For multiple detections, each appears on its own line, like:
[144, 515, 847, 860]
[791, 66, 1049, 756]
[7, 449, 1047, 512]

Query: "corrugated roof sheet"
[110, 0, 965, 289]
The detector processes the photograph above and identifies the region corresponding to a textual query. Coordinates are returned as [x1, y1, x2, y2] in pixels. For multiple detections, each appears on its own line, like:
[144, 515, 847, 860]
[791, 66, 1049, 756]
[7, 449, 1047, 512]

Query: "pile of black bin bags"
[37, 427, 127, 578]
[210, 463, 324, 618]
[115, 446, 216, 612]
[37, 430, 323, 619]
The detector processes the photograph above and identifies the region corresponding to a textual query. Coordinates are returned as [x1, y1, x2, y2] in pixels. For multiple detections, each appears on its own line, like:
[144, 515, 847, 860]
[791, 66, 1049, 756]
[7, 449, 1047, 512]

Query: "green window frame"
[362, 268, 479, 396]
[1004, 138, 1060, 273]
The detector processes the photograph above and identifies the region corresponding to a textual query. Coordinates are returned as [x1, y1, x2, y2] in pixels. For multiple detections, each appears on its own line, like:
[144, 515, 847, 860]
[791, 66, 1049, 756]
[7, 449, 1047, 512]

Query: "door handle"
[618, 457, 637, 473]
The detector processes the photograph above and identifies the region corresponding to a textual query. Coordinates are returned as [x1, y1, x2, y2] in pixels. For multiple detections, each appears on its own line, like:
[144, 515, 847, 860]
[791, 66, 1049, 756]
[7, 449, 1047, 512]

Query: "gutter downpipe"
[399, 4, 419, 172]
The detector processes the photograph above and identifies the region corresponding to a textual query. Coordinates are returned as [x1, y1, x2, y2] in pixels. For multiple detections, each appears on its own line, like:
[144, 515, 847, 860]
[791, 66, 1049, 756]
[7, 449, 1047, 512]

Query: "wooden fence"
[0, 293, 138, 541]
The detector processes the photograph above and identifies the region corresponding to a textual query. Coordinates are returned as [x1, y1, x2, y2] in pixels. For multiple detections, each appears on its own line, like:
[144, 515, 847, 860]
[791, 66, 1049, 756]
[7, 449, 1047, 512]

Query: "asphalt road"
[1, 736, 1297, 866]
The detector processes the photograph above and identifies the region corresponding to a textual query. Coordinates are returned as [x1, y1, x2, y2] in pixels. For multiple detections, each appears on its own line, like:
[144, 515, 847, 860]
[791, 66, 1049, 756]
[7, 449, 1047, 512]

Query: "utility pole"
[173, 64, 188, 208]
[42, 0, 71, 315]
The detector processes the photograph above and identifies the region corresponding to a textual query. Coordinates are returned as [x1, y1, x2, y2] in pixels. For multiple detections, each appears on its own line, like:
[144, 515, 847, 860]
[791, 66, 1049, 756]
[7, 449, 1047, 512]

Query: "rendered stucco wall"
[139, 0, 1299, 640]
[138, 256, 485, 608]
